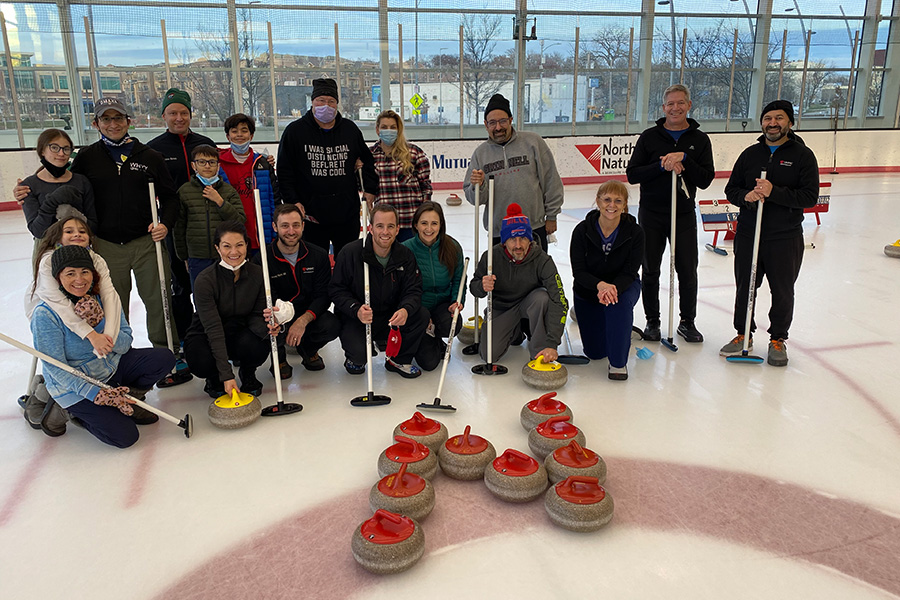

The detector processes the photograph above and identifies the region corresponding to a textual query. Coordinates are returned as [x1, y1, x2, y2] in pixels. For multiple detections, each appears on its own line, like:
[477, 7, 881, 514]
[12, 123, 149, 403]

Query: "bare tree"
[461, 13, 505, 124]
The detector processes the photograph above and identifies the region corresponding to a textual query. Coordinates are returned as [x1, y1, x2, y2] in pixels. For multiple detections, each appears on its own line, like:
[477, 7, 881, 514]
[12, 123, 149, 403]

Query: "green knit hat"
[161, 88, 192, 115]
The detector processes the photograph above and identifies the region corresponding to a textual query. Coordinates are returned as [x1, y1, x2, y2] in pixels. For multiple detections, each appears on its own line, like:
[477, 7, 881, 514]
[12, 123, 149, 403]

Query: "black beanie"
[484, 94, 512, 119]
[311, 78, 339, 102]
[51, 245, 93, 279]
[760, 99, 794, 124]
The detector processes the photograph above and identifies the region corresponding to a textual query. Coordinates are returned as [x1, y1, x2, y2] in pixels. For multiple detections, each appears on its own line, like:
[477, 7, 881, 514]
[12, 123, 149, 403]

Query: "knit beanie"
[484, 94, 512, 119]
[161, 88, 192, 115]
[500, 203, 532, 243]
[760, 99, 794, 124]
[51, 245, 93, 279]
[311, 78, 339, 101]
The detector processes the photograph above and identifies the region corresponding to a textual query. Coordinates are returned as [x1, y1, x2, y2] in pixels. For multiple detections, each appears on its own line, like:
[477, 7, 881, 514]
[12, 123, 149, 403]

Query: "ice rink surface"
[1, 174, 899, 599]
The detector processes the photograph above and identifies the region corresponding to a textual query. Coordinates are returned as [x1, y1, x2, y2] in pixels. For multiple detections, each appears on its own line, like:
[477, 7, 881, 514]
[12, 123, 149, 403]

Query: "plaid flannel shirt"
[371, 142, 433, 229]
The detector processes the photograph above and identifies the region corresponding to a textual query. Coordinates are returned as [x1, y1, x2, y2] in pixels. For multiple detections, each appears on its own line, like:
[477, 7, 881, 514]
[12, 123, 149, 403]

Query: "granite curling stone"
[528, 415, 586, 460]
[544, 440, 607, 484]
[208, 388, 261, 429]
[456, 316, 483, 346]
[484, 448, 548, 503]
[438, 425, 497, 480]
[520, 391, 573, 432]
[522, 355, 568, 390]
[351, 509, 425, 574]
[369, 463, 435, 522]
[886, 240, 900, 258]
[544, 475, 614, 532]
[378, 435, 439, 480]
[393, 411, 448, 454]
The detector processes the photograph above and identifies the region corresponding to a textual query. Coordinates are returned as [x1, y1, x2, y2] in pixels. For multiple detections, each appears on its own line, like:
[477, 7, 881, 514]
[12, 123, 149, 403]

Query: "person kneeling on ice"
[329, 203, 429, 378]
[470, 203, 568, 364]
[31, 246, 174, 448]
[569, 181, 645, 381]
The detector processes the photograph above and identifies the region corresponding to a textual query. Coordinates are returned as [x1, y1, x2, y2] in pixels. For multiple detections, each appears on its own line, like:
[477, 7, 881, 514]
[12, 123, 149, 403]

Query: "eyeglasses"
[486, 118, 510, 128]
[98, 115, 127, 124]
[193, 159, 219, 167]
[48, 143, 73, 155]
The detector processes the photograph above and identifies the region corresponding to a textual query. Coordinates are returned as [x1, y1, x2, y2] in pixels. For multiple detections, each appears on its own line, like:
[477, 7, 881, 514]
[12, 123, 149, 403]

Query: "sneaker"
[767, 339, 789, 367]
[240, 370, 263, 397]
[344, 358, 366, 375]
[203, 378, 225, 399]
[677, 320, 704, 343]
[128, 403, 159, 425]
[300, 351, 325, 371]
[608, 365, 628, 381]
[39, 398, 68, 437]
[719, 334, 752, 356]
[269, 360, 293, 380]
[512, 330, 527, 346]
[643, 319, 661, 342]
[385, 358, 422, 379]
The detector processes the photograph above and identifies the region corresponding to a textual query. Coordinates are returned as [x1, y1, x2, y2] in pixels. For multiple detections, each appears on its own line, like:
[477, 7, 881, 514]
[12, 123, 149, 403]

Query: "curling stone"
[369, 463, 435, 522]
[885, 240, 900, 258]
[445, 193, 462, 206]
[457, 316, 483, 346]
[520, 391, 573, 432]
[528, 415, 586, 460]
[351, 509, 425, 574]
[544, 440, 606, 485]
[378, 435, 439, 480]
[544, 475, 614, 532]
[208, 388, 261, 429]
[521, 355, 568, 390]
[393, 411, 448, 454]
[438, 425, 497, 480]
[484, 448, 548, 503]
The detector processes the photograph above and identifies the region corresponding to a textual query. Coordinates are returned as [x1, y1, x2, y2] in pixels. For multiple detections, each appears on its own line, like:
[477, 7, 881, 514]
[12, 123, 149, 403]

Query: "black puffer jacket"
[570, 211, 644, 302]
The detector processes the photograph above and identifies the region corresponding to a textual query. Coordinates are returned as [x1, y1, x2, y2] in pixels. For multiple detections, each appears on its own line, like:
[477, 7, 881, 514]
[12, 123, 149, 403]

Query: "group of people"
[12, 75, 819, 449]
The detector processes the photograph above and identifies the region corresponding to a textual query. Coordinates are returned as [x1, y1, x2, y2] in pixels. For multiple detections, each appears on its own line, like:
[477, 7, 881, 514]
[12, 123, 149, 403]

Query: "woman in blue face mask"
[371, 110, 433, 243]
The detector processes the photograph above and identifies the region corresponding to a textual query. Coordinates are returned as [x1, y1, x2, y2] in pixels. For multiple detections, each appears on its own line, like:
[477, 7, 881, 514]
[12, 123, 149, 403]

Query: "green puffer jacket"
[174, 177, 245, 260]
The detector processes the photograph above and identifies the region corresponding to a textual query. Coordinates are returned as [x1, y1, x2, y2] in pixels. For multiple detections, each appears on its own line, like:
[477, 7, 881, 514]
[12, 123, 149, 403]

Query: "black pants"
[276, 311, 341, 363]
[165, 233, 194, 341]
[732, 233, 804, 341]
[339, 305, 429, 366]
[415, 301, 464, 371]
[304, 219, 361, 258]
[184, 324, 271, 386]
[639, 207, 699, 323]
[492, 225, 548, 253]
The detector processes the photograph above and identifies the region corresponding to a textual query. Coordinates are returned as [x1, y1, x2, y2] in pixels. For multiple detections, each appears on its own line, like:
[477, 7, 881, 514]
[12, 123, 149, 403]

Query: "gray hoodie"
[463, 129, 564, 235]
[469, 242, 568, 347]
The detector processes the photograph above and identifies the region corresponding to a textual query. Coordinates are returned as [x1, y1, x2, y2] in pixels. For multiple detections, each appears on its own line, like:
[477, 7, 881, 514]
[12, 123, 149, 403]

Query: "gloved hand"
[94, 386, 134, 416]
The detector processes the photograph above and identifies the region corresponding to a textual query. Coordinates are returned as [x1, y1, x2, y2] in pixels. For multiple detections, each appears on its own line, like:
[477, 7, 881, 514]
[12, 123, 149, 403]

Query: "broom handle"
[254, 189, 284, 406]
[486, 176, 494, 364]
[148, 179, 177, 360]
[359, 170, 374, 395]
[668, 170, 677, 340]
[472, 182, 480, 344]
[742, 169, 766, 352]
[435, 257, 469, 400]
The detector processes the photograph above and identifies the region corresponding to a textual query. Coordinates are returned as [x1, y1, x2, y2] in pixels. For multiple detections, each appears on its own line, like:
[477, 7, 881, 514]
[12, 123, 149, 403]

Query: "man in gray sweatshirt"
[463, 94, 564, 251]
[469, 204, 568, 363]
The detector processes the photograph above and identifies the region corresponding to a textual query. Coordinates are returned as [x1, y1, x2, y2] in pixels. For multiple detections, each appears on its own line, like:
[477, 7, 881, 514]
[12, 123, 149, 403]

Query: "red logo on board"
[576, 144, 603, 174]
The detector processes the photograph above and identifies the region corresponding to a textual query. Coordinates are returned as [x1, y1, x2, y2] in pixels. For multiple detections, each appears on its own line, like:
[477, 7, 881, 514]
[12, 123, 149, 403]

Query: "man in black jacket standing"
[71, 97, 179, 350]
[255, 204, 340, 377]
[721, 100, 819, 367]
[277, 78, 378, 256]
[329, 204, 428, 379]
[626, 84, 715, 344]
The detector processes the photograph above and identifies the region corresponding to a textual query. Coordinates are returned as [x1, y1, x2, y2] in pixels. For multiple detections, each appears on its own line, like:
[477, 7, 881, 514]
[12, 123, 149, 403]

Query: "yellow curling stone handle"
[214, 388, 257, 408]
[527, 355, 562, 372]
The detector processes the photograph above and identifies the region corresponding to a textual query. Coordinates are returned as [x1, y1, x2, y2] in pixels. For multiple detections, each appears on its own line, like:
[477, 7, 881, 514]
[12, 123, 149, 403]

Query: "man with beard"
[720, 100, 819, 367]
[254, 204, 339, 377]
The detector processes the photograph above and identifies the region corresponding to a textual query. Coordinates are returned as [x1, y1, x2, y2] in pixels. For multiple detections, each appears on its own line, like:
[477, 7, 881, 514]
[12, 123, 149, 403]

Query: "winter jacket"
[21, 174, 98, 239]
[31, 299, 132, 408]
[402, 235, 464, 310]
[186, 262, 268, 383]
[277, 111, 378, 226]
[626, 117, 715, 214]
[469, 242, 568, 346]
[570, 211, 645, 302]
[174, 177, 245, 260]
[219, 148, 281, 248]
[71, 139, 178, 243]
[146, 130, 216, 188]
[463, 129, 564, 235]
[329, 235, 422, 319]
[724, 131, 819, 241]
[371, 141, 433, 229]
[252, 239, 332, 321]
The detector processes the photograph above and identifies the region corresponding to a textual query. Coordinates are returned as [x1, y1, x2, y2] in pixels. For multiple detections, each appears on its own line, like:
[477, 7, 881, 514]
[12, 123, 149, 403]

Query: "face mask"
[40, 157, 70, 178]
[378, 129, 398, 146]
[230, 141, 251, 155]
[313, 105, 337, 124]
[218, 259, 247, 271]
[197, 174, 219, 186]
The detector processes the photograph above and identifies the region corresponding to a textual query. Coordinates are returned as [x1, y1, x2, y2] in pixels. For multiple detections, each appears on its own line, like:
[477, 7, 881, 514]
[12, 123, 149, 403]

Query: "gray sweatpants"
[478, 288, 553, 362]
